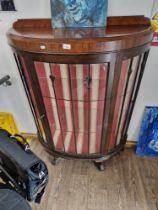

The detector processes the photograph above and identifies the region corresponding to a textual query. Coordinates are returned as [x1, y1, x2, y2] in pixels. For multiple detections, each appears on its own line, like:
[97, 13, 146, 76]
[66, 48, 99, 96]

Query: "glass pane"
[108, 56, 141, 151]
[70, 64, 89, 101]
[116, 56, 141, 145]
[73, 101, 89, 133]
[63, 131, 76, 153]
[76, 132, 88, 154]
[89, 101, 105, 153]
[20, 58, 47, 141]
[34, 61, 108, 155]
[57, 99, 73, 132]
[90, 63, 108, 101]
[43, 97, 64, 151]
[108, 59, 130, 151]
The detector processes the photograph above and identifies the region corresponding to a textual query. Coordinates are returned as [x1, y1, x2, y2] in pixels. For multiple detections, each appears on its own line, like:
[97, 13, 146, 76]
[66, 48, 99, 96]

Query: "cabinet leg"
[94, 161, 106, 171]
[121, 146, 125, 152]
[50, 156, 61, 166]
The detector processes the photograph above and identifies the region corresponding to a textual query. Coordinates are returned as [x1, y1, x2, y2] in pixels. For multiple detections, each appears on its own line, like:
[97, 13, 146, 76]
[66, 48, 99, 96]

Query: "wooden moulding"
[7, 16, 153, 54]
[12, 16, 150, 28]
[21, 133, 137, 149]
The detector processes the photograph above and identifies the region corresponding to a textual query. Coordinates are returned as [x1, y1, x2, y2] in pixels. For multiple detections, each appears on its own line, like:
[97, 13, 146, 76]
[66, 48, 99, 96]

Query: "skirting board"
[125, 141, 137, 148]
[21, 133, 137, 149]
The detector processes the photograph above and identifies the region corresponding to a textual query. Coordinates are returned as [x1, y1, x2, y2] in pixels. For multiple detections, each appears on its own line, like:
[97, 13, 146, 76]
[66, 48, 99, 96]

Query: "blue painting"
[51, 0, 108, 28]
[136, 106, 158, 156]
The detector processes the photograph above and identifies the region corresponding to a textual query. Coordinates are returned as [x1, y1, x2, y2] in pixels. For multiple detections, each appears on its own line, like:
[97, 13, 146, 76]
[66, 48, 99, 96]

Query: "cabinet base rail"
[38, 134, 125, 171]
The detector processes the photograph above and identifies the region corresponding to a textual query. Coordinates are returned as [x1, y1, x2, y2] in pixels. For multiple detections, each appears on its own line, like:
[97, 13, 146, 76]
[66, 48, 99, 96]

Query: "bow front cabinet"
[7, 16, 152, 170]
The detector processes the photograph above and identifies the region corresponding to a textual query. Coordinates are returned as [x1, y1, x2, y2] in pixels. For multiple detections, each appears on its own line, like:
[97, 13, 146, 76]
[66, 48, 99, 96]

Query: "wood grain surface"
[30, 140, 158, 210]
[7, 16, 153, 54]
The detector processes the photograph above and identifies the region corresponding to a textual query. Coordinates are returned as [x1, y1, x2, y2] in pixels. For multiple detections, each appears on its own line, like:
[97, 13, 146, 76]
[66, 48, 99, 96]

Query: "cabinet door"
[34, 62, 74, 153]
[19, 57, 47, 144]
[107, 54, 144, 151]
[89, 64, 108, 101]
[69, 64, 108, 154]
[88, 64, 108, 153]
[69, 64, 89, 101]
[34, 62, 108, 155]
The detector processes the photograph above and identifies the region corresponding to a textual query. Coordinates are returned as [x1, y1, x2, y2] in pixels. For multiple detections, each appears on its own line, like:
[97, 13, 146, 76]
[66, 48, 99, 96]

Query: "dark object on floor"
[1, 0, 16, 11]
[0, 129, 48, 203]
[0, 183, 31, 210]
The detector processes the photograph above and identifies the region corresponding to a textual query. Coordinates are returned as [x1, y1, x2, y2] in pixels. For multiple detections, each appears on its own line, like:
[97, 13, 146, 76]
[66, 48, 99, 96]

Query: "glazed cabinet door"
[105, 51, 149, 152]
[34, 62, 109, 155]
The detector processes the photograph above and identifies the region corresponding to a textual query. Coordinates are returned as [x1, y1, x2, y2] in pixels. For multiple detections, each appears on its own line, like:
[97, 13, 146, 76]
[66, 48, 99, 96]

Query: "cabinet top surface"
[7, 16, 153, 54]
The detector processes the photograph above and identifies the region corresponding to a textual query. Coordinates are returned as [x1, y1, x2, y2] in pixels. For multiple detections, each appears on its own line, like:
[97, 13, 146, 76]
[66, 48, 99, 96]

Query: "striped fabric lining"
[20, 57, 47, 142]
[21, 56, 143, 155]
[35, 62, 108, 154]
[107, 60, 129, 151]
[89, 64, 107, 153]
[107, 56, 141, 151]
[115, 56, 140, 146]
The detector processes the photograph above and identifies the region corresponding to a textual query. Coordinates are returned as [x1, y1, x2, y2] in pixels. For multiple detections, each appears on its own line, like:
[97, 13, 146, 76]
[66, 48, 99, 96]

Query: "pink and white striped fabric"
[20, 57, 46, 142]
[108, 56, 141, 151]
[21, 56, 143, 155]
[34, 62, 108, 154]
[89, 64, 107, 153]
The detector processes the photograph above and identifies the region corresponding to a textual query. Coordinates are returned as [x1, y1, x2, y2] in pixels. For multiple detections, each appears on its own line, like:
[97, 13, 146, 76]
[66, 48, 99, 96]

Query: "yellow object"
[38, 119, 46, 140]
[0, 112, 19, 134]
[0, 112, 30, 143]
[153, 12, 158, 20]
[151, 12, 158, 31]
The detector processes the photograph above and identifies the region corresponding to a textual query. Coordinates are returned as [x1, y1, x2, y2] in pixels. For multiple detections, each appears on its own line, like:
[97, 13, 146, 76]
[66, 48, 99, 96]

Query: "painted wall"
[0, 0, 50, 133]
[128, 47, 158, 140]
[0, 0, 157, 142]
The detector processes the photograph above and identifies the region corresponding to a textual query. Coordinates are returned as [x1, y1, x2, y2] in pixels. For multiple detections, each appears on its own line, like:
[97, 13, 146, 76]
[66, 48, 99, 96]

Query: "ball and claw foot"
[121, 147, 125, 152]
[94, 162, 106, 171]
[50, 157, 61, 166]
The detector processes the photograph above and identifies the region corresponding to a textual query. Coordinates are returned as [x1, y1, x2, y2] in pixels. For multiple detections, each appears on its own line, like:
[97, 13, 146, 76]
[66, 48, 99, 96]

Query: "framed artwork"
[0, 0, 16, 11]
[51, 0, 108, 28]
[136, 106, 158, 156]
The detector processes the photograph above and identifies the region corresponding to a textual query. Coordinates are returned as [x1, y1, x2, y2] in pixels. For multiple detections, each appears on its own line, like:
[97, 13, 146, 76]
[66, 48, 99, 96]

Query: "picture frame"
[50, 0, 108, 28]
[136, 106, 158, 156]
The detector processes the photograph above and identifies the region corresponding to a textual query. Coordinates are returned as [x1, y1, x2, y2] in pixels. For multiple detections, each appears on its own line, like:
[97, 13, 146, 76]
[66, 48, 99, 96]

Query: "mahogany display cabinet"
[7, 16, 153, 170]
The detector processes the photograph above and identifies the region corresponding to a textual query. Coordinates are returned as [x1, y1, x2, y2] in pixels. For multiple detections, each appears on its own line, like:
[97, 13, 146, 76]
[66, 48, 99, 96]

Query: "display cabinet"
[7, 16, 153, 170]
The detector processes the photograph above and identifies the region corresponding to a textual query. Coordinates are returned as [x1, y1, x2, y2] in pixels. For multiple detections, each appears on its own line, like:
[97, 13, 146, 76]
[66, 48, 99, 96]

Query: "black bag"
[0, 183, 32, 210]
[0, 129, 48, 203]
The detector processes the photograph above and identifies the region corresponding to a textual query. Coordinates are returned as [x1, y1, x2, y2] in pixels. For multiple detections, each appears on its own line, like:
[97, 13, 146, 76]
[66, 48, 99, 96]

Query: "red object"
[151, 32, 158, 46]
